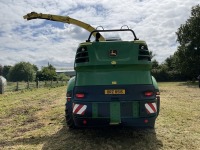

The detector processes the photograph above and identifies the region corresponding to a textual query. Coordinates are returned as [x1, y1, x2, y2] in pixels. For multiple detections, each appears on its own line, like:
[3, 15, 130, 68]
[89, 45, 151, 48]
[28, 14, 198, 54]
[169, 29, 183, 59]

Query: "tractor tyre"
[65, 107, 75, 129]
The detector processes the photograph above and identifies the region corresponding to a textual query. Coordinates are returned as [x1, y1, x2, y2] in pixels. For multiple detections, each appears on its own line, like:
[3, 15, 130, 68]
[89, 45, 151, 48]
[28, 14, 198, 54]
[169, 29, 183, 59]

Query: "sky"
[0, 0, 199, 69]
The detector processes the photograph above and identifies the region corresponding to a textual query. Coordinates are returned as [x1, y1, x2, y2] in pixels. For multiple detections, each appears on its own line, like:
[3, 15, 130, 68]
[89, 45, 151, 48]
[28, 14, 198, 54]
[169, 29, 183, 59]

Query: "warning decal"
[145, 103, 157, 114]
[73, 104, 87, 115]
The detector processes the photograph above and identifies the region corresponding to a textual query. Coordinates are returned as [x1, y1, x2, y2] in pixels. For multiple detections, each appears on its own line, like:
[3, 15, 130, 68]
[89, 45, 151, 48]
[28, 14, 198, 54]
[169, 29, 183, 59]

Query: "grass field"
[0, 82, 200, 150]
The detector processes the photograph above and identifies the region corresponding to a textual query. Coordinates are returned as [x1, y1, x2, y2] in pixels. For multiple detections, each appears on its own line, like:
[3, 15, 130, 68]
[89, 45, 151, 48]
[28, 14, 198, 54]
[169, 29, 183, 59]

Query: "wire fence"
[5, 81, 67, 92]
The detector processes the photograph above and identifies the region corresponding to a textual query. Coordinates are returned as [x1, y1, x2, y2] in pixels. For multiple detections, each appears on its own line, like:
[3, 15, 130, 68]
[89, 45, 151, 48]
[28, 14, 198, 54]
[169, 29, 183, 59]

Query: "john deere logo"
[110, 50, 117, 56]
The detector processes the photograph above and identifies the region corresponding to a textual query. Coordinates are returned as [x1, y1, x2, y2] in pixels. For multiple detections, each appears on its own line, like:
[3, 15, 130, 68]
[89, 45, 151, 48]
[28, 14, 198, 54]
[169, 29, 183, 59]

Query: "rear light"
[67, 93, 71, 101]
[83, 119, 87, 125]
[156, 91, 160, 100]
[76, 93, 85, 98]
[144, 119, 149, 123]
[67, 97, 71, 102]
[156, 92, 160, 95]
[144, 91, 154, 97]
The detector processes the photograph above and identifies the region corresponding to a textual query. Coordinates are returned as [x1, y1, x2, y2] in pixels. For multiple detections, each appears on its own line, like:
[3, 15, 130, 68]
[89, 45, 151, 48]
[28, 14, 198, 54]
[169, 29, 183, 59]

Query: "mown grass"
[0, 82, 200, 150]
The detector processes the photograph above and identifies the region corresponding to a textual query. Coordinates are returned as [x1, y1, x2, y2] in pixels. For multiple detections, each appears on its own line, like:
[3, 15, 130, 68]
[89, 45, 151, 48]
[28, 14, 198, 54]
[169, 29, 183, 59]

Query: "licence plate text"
[105, 89, 125, 94]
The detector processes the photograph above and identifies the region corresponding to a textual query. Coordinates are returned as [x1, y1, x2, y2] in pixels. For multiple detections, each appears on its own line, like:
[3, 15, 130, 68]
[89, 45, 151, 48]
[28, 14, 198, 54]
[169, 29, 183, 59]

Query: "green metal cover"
[132, 101, 139, 118]
[75, 41, 152, 86]
[66, 76, 75, 92]
[91, 101, 140, 120]
[92, 103, 98, 118]
[110, 102, 121, 124]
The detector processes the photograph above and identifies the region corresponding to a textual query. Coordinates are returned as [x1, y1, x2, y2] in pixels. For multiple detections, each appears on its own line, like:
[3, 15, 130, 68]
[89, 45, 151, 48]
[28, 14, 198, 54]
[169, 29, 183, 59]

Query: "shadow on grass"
[178, 81, 199, 88]
[1, 121, 163, 150]
[42, 121, 163, 150]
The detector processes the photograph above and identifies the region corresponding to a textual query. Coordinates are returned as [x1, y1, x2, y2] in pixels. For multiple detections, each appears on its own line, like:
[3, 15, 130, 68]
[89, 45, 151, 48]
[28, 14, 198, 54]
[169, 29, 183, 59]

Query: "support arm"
[23, 12, 105, 41]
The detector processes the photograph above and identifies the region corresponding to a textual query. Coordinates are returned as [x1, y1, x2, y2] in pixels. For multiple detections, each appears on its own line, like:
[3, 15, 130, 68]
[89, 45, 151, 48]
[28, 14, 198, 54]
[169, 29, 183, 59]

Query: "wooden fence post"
[36, 80, 39, 88]
[36, 78, 39, 88]
[16, 82, 19, 91]
[27, 81, 30, 89]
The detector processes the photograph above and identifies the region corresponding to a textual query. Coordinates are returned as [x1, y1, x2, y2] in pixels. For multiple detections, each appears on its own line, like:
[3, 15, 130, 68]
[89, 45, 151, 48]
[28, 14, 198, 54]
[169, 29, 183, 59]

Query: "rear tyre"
[149, 120, 155, 129]
[65, 107, 75, 129]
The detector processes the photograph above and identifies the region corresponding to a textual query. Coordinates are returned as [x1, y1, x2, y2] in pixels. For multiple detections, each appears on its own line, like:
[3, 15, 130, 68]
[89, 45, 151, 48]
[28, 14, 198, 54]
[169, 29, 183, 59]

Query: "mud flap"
[110, 102, 121, 125]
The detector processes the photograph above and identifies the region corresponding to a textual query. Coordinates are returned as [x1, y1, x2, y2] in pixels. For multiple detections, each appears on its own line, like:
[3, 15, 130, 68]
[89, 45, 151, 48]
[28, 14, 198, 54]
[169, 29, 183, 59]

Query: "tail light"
[67, 97, 71, 102]
[144, 91, 154, 97]
[83, 119, 87, 125]
[156, 91, 160, 100]
[144, 119, 149, 123]
[156, 92, 160, 96]
[76, 93, 85, 98]
[67, 93, 71, 101]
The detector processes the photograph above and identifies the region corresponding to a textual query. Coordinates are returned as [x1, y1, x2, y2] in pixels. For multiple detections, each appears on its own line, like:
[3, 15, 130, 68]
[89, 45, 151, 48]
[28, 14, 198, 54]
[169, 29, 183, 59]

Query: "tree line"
[151, 4, 200, 81]
[0, 62, 69, 82]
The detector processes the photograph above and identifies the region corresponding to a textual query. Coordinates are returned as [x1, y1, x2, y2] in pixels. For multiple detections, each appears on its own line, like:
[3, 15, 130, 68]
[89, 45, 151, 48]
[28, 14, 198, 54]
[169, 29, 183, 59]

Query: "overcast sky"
[0, 0, 199, 68]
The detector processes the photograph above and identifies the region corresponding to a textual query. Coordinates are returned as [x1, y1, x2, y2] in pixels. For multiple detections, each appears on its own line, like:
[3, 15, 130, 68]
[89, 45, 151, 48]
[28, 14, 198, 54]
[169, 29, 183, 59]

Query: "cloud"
[0, 0, 199, 68]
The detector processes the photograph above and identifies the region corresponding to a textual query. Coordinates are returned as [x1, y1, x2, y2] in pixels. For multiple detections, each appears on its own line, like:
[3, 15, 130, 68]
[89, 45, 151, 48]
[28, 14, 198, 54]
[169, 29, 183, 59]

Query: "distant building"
[56, 70, 75, 77]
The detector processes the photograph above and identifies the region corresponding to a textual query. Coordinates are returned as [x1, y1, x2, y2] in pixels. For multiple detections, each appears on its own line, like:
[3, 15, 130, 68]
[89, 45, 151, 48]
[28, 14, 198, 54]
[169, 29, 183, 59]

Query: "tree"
[8, 62, 36, 82]
[151, 59, 159, 69]
[2, 65, 12, 80]
[36, 64, 57, 81]
[149, 51, 156, 59]
[151, 56, 183, 81]
[151, 62, 169, 81]
[32, 64, 39, 72]
[164, 55, 178, 71]
[57, 73, 69, 81]
[176, 4, 200, 80]
[0, 65, 2, 76]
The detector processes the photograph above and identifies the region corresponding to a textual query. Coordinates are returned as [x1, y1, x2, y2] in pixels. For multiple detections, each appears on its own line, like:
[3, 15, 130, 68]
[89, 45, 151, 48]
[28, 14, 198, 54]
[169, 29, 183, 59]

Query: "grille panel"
[75, 46, 89, 63]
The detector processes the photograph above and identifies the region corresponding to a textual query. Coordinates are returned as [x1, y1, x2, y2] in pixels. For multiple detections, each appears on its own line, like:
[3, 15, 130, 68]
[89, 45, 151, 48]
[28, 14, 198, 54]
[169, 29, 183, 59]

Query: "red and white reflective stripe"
[145, 102, 157, 114]
[73, 104, 87, 115]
